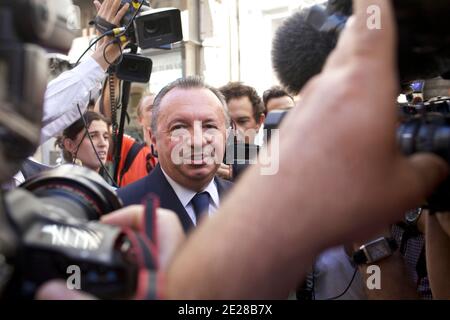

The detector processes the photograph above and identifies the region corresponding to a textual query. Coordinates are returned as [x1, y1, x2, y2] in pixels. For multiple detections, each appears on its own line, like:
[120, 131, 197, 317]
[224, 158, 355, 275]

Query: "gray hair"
[151, 76, 230, 135]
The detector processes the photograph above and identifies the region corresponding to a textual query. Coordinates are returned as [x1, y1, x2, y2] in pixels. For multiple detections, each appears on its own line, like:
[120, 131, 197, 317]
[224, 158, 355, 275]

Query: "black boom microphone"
[272, 9, 337, 95]
[273, 0, 450, 94]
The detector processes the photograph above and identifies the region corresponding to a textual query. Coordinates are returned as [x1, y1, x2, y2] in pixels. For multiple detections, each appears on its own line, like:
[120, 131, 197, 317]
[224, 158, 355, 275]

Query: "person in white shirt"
[2, 0, 129, 190]
[41, 0, 129, 144]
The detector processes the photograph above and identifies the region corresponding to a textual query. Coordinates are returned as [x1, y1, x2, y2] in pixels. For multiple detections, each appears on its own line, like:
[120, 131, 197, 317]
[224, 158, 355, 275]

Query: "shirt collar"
[161, 167, 219, 208]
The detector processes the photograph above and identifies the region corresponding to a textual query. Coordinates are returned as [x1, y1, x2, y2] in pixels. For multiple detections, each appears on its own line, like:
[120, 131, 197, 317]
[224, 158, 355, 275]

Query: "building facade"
[38, 0, 323, 165]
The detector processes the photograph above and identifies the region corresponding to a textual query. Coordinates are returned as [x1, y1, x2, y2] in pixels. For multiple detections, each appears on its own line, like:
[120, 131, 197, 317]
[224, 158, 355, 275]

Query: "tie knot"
[191, 192, 210, 221]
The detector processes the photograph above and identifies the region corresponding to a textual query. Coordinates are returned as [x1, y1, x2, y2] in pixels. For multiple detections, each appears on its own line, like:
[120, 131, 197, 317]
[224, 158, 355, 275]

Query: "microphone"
[272, 0, 450, 95]
[272, 9, 338, 95]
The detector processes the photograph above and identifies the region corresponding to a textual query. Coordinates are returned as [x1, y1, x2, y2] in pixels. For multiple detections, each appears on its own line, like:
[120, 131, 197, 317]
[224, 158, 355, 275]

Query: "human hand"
[101, 205, 185, 270]
[434, 212, 450, 238]
[271, 0, 448, 243]
[216, 163, 233, 181]
[161, 0, 450, 300]
[36, 205, 185, 300]
[425, 212, 450, 299]
[91, 0, 130, 70]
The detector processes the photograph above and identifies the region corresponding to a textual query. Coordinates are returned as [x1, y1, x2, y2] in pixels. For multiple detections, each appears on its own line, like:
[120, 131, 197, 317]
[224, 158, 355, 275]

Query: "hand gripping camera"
[271, 0, 450, 211]
[95, 1, 184, 88]
[95, 0, 183, 50]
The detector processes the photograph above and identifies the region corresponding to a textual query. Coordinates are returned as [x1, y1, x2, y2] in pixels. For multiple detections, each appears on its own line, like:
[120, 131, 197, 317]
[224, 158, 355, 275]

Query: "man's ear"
[63, 138, 76, 154]
[148, 127, 154, 142]
[151, 133, 158, 156]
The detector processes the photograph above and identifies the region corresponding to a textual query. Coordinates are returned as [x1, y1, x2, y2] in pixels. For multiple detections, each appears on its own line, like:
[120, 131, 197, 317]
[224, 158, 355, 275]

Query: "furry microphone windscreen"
[272, 9, 337, 95]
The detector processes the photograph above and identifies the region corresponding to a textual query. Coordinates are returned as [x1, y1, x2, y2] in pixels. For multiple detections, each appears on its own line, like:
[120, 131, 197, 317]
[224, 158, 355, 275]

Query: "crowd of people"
[2, 0, 449, 300]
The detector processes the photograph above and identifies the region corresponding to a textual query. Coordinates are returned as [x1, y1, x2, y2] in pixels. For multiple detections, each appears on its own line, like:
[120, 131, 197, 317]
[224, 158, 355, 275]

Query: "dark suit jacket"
[117, 164, 233, 233]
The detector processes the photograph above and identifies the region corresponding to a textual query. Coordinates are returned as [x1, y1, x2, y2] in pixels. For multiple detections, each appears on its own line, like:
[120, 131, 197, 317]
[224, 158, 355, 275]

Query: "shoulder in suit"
[117, 164, 234, 233]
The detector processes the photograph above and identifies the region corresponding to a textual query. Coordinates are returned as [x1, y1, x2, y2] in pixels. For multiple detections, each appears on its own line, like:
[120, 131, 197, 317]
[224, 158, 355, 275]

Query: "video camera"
[270, 0, 450, 211]
[305, 0, 450, 83]
[120, 0, 183, 50]
[94, 0, 183, 83]
[0, 0, 159, 299]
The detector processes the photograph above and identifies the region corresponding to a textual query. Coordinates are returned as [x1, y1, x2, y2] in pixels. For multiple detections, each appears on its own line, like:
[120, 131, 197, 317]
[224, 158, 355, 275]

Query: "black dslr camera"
[0, 0, 158, 299]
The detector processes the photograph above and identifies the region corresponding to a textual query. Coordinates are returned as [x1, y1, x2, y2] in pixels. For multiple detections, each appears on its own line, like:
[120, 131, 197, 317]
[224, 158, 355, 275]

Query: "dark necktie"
[191, 192, 210, 223]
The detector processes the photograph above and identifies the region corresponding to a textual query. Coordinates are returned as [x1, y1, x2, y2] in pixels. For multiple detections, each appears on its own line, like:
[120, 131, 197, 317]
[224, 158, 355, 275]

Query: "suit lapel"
[146, 167, 233, 233]
[149, 165, 195, 233]
[215, 176, 233, 199]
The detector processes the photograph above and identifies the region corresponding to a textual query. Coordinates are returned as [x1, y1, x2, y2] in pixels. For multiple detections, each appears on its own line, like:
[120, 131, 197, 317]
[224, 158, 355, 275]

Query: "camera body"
[115, 53, 153, 83]
[305, 0, 450, 83]
[2, 189, 137, 299]
[103, 1, 183, 83]
[0, 0, 76, 184]
[119, 0, 183, 50]
[0, 165, 160, 299]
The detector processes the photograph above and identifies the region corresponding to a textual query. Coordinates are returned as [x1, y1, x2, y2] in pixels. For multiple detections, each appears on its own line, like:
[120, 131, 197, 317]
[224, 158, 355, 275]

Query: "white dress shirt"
[2, 57, 105, 191]
[254, 123, 265, 147]
[40, 56, 106, 144]
[161, 167, 219, 226]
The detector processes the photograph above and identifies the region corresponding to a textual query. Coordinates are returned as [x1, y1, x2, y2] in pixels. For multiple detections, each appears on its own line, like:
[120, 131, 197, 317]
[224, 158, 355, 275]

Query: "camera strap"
[119, 141, 147, 186]
[120, 195, 164, 299]
[94, 16, 118, 35]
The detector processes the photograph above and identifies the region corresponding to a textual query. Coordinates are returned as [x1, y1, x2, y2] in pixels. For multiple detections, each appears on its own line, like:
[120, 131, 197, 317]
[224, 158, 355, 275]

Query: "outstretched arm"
[40, 0, 129, 144]
[165, 0, 447, 299]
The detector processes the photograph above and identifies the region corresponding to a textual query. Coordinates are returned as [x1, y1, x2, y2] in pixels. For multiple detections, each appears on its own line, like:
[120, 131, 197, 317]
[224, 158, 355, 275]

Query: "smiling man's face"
[153, 87, 227, 192]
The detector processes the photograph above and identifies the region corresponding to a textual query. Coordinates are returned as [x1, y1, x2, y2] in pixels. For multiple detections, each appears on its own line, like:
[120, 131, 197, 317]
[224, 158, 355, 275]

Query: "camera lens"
[143, 17, 171, 38]
[20, 165, 123, 221]
[144, 22, 159, 36]
[398, 114, 450, 163]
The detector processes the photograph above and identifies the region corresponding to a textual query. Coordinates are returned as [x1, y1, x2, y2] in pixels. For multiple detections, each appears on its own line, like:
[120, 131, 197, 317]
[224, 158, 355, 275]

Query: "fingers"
[114, 2, 130, 26]
[436, 212, 450, 238]
[325, 0, 397, 72]
[157, 209, 186, 270]
[404, 153, 448, 201]
[217, 164, 232, 180]
[102, 206, 185, 270]
[36, 281, 96, 300]
[352, 0, 396, 61]
[97, 0, 109, 17]
[101, 205, 144, 230]
[107, 0, 121, 21]
[96, 0, 129, 26]
[93, 0, 101, 13]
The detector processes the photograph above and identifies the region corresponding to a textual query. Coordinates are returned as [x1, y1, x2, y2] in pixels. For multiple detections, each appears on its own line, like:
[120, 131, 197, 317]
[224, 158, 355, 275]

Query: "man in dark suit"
[118, 77, 233, 233]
